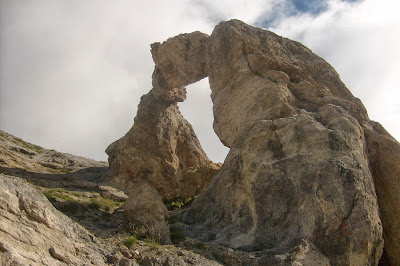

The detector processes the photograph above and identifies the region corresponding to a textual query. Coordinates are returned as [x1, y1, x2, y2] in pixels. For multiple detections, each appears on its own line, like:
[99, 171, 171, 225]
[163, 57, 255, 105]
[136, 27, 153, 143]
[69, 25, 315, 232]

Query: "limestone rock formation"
[106, 32, 219, 243]
[0, 174, 108, 265]
[107, 19, 400, 265]
[179, 20, 388, 265]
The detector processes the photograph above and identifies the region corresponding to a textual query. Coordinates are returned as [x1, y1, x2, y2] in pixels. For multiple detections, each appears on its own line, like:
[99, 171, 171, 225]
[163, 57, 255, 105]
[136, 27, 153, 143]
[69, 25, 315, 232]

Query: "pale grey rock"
[0, 174, 108, 265]
[179, 20, 384, 265]
[99, 185, 128, 202]
[107, 19, 400, 265]
[151, 31, 209, 102]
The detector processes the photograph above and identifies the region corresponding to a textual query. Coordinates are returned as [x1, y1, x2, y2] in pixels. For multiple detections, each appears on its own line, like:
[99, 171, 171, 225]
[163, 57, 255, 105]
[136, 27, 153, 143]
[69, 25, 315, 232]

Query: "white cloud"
[270, 0, 400, 141]
[1, 0, 399, 163]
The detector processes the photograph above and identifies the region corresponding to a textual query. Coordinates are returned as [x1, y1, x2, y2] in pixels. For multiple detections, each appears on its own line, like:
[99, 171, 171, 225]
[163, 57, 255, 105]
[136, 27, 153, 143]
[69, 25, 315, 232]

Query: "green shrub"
[44, 189, 75, 202]
[146, 238, 161, 250]
[86, 198, 123, 212]
[164, 196, 196, 211]
[123, 236, 137, 249]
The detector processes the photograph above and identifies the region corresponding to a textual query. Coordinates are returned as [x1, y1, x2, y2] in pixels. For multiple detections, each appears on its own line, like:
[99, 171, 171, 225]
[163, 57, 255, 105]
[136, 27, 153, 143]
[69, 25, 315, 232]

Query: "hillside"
[0, 130, 221, 265]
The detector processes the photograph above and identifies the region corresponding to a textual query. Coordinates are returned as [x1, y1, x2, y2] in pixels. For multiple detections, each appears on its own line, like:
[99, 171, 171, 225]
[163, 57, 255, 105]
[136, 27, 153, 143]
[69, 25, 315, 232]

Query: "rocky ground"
[0, 130, 225, 265]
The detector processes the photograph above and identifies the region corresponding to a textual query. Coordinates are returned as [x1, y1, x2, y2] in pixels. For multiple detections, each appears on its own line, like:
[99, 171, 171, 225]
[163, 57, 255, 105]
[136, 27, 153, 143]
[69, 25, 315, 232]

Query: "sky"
[0, 0, 399, 163]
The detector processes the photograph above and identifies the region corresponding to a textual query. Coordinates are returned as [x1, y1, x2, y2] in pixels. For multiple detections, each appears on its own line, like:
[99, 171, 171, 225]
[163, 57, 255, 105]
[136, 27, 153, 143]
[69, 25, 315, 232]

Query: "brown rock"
[364, 121, 400, 266]
[98, 185, 128, 202]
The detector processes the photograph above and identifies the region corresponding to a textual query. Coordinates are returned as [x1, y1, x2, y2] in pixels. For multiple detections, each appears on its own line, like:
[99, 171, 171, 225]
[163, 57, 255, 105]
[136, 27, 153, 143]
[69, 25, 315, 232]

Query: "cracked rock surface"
[0, 174, 108, 265]
[108, 19, 399, 265]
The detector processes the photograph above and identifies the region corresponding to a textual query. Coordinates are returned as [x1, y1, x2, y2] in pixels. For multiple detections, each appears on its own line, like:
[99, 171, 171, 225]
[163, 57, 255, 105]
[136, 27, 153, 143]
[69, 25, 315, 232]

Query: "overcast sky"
[1, 0, 399, 163]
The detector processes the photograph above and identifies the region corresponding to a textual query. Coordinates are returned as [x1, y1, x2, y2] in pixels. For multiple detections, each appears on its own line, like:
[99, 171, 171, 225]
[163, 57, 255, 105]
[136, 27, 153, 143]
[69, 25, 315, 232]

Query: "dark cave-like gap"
[178, 77, 229, 164]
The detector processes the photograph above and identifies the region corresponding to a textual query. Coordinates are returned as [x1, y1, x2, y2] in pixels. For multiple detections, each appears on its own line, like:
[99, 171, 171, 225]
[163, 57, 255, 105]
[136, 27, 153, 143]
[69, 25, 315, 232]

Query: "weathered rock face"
[106, 32, 219, 243]
[0, 130, 107, 175]
[151, 31, 209, 102]
[177, 20, 388, 265]
[0, 174, 108, 265]
[364, 122, 400, 265]
[108, 19, 400, 264]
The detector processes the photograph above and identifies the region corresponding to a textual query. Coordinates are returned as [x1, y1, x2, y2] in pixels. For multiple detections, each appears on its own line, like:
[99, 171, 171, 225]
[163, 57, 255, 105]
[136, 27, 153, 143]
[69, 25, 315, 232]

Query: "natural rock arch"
[105, 31, 218, 243]
[107, 20, 400, 265]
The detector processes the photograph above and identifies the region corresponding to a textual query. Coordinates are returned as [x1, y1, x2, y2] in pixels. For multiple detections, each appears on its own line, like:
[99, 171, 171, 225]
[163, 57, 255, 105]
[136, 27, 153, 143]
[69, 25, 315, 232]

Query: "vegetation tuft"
[123, 236, 137, 249]
[11, 137, 43, 153]
[163, 196, 197, 211]
[146, 238, 161, 250]
[88, 198, 123, 212]
[43, 188, 123, 215]
[44, 189, 74, 202]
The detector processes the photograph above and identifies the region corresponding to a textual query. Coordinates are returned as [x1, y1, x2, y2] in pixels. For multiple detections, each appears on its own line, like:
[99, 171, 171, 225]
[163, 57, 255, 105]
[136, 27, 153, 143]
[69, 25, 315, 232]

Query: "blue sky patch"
[290, 0, 327, 15]
[258, 0, 361, 28]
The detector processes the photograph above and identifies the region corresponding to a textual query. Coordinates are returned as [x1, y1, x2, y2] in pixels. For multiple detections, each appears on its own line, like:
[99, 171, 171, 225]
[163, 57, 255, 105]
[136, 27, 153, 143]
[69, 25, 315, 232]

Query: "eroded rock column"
[106, 32, 218, 243]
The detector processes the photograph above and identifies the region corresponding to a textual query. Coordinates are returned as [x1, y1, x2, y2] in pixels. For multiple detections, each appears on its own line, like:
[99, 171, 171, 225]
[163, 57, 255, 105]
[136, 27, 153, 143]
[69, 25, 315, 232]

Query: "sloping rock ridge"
[0, 131, 223, 265]
[108, 20, 400, 265]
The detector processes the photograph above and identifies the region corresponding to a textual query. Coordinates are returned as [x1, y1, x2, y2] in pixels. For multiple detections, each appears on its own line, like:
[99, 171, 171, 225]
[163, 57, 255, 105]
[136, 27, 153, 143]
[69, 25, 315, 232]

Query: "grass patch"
[43, 188, 123, 216]
[123, 236, 137, 249]
[87, 198, 123, 212]
[71, 191, 81, 197]
[11, 137, 43, 153]
[146, 238, 161, 250]
[44, 189, 75, 202]
[163, 196, 197, 211]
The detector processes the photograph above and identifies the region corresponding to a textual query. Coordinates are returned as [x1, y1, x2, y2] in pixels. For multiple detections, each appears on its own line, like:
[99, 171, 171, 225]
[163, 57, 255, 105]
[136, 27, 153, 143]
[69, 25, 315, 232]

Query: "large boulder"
[181, 20, 387, 265]
[0, 174, 108, 265]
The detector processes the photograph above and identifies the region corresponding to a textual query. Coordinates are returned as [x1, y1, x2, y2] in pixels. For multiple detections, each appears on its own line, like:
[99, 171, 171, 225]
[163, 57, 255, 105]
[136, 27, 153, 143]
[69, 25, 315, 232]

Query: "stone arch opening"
[178, 77, 229, 164]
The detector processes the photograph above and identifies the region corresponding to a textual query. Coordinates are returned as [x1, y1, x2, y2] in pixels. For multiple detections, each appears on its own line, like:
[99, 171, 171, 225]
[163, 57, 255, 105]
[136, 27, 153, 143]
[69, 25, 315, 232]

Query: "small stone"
[49, 246, 73, 264]
[132, 249, 141, 260]
[119, 246, 132, 259]
[98, 185, 128, 202]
